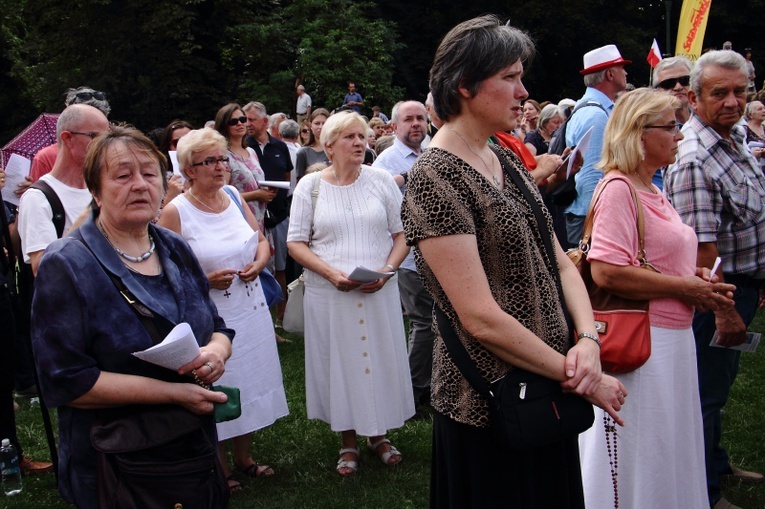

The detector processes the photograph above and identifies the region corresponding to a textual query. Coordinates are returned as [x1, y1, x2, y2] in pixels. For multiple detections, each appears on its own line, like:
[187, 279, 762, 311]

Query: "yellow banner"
[675, 0, 712, 61]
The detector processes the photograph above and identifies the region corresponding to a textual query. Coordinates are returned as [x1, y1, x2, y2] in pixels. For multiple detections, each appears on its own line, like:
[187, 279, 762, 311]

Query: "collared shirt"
[296, 93, 311, 114]
[372, 137, 421, 271]
[565, 87, 614, 216]
[343, 92, 364, 113]
[248, 134, 294, 225]
[665, 114, 765, 278]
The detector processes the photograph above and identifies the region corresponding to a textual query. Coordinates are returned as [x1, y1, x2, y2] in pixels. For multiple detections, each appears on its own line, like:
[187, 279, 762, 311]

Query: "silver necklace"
[98, 221, 156, 263]
[188, 189, 224, 214]
[449, 127, 501, 187]
[331, 166, 361, 186]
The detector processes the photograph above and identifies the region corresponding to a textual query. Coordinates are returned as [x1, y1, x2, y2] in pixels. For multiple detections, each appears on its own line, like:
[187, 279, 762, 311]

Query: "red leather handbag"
[567, 175, 658, 373]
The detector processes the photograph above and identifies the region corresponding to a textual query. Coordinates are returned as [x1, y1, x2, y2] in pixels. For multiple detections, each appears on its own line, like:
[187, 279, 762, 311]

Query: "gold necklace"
[449, 127, 501, 187]
[635, 173, 657, 194]
[188, 189, 225, 213]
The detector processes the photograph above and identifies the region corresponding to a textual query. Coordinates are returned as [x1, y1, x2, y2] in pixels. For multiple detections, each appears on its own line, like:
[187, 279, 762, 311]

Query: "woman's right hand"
[175, 383, 228, 415]
[207, 269, 237, 290]
[326, 269, 363, 293]
[582, 374, 628, 426]
[252, 186, 278, 203]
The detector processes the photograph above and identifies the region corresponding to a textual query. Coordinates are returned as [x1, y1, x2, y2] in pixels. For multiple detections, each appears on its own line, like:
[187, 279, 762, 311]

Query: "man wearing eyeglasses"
[665, 50, 765, 509]
[18, 104, 109, 276]
[26, 87, 111, 186]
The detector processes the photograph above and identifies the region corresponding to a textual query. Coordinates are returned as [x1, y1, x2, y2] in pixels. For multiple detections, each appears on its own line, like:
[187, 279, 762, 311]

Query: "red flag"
[647, 39, 663, 68]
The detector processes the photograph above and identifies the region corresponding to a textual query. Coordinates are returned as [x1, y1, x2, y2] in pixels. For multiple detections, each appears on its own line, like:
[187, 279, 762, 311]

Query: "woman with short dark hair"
[403, 15, 627, 507]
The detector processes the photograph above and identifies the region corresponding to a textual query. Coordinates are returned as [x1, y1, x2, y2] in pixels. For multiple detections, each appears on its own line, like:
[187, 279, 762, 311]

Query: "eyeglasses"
[301, 129, 310, 134]
[655, 75, 690, 90]
[73, 91, 107, 102]
[644, 122, 681, 135]
[191, 156, 230, 168]
[227, 116, 247, 126]
[69, 131, 99, 139]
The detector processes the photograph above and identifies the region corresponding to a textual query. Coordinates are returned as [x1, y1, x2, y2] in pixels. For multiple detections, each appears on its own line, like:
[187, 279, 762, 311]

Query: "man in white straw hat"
[563, 44, 630, 246]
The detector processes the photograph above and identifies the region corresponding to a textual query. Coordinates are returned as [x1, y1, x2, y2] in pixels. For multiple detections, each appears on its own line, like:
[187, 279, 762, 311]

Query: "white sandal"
[366, 438, 402, 466]
[336, 447, 359, 476]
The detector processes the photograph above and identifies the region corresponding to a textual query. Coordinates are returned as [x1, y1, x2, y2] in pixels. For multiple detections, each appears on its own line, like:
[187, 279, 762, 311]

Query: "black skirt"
[430, 411, 585, 509]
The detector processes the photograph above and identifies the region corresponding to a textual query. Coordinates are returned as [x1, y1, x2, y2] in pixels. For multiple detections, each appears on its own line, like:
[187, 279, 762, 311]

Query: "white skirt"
[578, 326, 707, 508]
[304, 275, 415, 436]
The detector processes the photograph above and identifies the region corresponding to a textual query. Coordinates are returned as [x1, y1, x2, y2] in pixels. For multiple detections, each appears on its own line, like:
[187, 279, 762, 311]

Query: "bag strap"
[30, 180, 66, 239]
[436, 147, 571, 400]
[222, 186, 246, 219]
[578, 175, 649, 264]
[308, 172, 321, 245]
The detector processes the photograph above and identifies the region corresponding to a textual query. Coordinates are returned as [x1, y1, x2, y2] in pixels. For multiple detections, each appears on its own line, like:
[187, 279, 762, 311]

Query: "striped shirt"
[665, 114, 765, 278]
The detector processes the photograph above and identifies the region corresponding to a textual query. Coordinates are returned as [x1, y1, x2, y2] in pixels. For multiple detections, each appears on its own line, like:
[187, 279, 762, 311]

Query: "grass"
[7, 313, 765, 509]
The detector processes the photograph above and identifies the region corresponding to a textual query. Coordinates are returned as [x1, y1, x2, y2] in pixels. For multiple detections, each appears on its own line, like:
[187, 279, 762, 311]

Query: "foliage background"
[1, 0, 764, 142]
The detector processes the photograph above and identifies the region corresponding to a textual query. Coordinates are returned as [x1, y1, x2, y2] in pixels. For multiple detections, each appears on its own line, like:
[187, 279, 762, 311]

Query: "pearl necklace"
[188, 189, 225, 214]
[449, 127, 501, 187]
[98, 221, 156, 263]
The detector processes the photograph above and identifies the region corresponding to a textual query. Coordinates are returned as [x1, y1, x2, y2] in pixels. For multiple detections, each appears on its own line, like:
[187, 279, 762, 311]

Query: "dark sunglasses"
[227, 116, 247, 126]
[655, 75, 690, 90]
[74, 91, 107, 102]
[301, 129, 310, 133]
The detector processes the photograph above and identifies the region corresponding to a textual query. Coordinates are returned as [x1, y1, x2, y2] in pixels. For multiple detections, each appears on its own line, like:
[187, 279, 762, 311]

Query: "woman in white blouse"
[287, 111, 414, 476]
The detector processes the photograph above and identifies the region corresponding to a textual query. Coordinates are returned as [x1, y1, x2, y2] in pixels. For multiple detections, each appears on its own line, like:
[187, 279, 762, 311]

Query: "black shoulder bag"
[435, 147, 594, 451]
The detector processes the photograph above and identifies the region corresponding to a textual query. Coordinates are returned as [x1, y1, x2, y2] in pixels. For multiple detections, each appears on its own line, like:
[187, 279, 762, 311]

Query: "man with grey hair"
[653, 56, 694, 125]
[278, 119, 301, 194]
[665, 50, 765, 509]
[422, 92, 443, 148]
[296, 85, 311, 123]
[25, 87, 111, 187]
[372, 100, 432, 416]
[18, 104, 110, 276]
[268, 112, 288, 140]
[243, 101, 293, 325]
[563, 44, 630, 246]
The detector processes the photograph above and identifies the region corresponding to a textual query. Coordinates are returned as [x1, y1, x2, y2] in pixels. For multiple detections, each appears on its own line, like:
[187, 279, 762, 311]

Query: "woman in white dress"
[577, 89, 735, 508]
[287, 111, 414, 476]
[159, 128, 289, 492]
[214, 103, 277, 232]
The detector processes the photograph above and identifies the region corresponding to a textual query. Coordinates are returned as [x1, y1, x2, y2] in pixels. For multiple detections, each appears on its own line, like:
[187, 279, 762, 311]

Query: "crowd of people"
[1, 12, 765, 509]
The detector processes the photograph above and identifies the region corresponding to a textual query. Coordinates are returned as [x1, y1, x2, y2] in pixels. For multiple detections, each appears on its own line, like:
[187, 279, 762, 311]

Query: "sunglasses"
[301, 129, 310, 134]
[74, 91, 107, 102]
[227, 116, 247, 126]
[655, 75, 690, 90]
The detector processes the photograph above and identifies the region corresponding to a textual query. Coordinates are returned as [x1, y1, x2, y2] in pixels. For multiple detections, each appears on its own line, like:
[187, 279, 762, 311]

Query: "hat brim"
[580, 58, 632, 75]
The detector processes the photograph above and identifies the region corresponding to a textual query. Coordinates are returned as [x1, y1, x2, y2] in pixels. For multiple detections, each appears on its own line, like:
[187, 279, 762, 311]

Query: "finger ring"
[205, 362, 213, 371]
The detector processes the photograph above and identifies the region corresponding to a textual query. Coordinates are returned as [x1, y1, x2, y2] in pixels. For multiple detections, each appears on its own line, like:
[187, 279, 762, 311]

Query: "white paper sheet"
[240, 233, 260, 267]
[258, 180, 290, 190]
[348, 266, 394, 283]
[2, 154, 31, 206]
[132, 322, 200, 371]
[169, 151, 185, 184]
[566, 126, 594, 180]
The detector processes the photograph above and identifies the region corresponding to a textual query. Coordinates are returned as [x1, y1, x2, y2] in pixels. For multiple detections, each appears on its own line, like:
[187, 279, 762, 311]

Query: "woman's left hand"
[358, 268, 395, 293]
[237, 261, 263, 283]
[178, 344, 228, 384]
[560, 337, 602, 396]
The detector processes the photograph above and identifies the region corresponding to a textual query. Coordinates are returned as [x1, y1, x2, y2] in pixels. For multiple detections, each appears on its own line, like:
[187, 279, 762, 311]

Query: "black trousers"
[0, 282, 22, 456]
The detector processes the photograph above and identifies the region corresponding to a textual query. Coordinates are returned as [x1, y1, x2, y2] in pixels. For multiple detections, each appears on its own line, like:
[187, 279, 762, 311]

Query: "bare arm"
[30, 250, 44, 277]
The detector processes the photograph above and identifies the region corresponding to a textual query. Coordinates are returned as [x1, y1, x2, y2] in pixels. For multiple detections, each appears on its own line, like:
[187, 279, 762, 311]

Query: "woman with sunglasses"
[294, 108, 330, 182]
[214, 104, 277, 232]
[299, 121, 312, 146]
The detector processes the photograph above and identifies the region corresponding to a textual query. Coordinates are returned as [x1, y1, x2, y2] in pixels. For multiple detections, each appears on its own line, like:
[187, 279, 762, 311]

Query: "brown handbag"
[567, 175, 659, 373]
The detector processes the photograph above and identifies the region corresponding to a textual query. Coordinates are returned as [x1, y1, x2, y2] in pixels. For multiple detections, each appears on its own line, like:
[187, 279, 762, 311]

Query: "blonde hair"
[176, 128, 228, 179]
[320, 111, 368, 149]
[599, 88, 679, 174]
